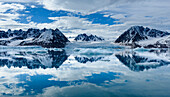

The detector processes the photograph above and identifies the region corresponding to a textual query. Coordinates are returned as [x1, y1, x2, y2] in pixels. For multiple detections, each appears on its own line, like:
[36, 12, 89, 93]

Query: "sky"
[0, 0, 170, 39]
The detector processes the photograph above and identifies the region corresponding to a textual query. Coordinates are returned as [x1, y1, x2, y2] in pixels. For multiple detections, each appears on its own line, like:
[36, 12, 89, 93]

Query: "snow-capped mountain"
[139, 36, 170, 48]
[0, 28, 41, 39]
[20, 28, 69, 48]
[115, 26, 170, 48]
[0, 28, 69, 48]
[74, 33, 104, 41]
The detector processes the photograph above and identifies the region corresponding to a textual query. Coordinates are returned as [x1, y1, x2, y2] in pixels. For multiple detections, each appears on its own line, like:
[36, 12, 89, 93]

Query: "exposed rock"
[74, 33, 104, 41]
[115, 26, 170, 43]
[20, 28, 69, 48]
[0, 28, 69, 48]
[115, 26, 170, 48]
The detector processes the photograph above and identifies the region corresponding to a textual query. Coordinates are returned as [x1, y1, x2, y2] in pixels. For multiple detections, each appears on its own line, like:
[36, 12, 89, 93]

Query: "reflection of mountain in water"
[115, 51, 170, 72]
[75, 56, 104, 63]
[0, 50, 68, 69]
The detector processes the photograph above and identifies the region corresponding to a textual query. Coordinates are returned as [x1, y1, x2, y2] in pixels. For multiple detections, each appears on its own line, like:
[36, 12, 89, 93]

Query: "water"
[0, 47, 170, 97]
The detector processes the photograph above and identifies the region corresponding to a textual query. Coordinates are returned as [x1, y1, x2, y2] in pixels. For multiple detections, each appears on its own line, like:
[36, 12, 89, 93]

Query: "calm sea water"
[0, 47, 169, 97]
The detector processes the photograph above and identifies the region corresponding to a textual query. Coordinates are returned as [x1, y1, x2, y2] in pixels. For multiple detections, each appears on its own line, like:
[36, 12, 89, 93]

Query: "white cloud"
[110, 14, 126, 19]
[103, 15, 110, 17]
[35, 16, 122, 39]
[26, 16, 32, 22]
[31, 5, 36, 8]
[0, 0, 170, 39]
[0, 2, 25, 13]
[37, 0, 170, 32]
[37, 0, 142, 14]
[0, 0, 35, 3]
[0, 3, 28, 30]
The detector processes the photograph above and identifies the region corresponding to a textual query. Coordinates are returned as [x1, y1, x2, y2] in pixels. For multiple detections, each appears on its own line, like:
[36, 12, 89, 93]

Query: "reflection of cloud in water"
[14, 72, 121, 96]
[0, 48, 122, 96]
[36, 83, 118, 97]
[0, 48, 170, 96]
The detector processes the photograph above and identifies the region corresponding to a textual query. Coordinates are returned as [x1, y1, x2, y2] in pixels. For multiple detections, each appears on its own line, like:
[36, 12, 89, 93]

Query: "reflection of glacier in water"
[0, 47, 170, 97]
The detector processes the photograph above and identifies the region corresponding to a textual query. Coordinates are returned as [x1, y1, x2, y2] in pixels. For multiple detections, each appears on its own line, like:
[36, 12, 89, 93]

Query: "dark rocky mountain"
[115, 26, 170, 43]
[0, 50, 68, 69]
[74, 33, 104, 41]
[0, 28, 41, 39]
[115, 51, 170, 72]
[20, 28, 69, 48]
[0, 28, 69, 48]
[115, 26, 170, 48]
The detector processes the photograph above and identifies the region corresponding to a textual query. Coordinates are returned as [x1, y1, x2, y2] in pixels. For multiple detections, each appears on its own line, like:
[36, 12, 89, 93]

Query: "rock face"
[115, 26, 170, 43]
[74, 33, 104, 41]
[115, 26, 170, 48]
[20, 28, 69, 48]
[0, 28, 69, 48]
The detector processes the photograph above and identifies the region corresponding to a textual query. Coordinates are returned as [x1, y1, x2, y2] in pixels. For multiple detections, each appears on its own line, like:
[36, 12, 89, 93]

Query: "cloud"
[0, 2, 25, 12]
[36, 83, 111, 97]
[36, 0, 170, 32]
[0, 0, 170, 39]
[0, 0, 35, 3]
[37, 0, 144, 14]
[34, 16, 122, 39]
[0, 3, 28, 30]
[114, 0, 170, 31]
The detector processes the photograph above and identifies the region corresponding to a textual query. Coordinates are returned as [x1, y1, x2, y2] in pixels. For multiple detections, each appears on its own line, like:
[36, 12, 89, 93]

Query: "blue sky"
[0, 0, 170, 39]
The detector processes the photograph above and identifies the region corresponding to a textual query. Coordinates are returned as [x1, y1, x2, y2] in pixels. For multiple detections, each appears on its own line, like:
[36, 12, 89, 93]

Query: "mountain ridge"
[0, 28, 69, 48]
[74, 33, 104, 41]
[115, 26, 170, 48]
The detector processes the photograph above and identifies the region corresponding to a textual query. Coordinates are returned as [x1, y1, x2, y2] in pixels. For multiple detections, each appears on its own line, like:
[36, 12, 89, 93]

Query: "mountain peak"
[20, 28, 69, 48]
[115, 26, 170, 43]
[0, 28, 69, 48]
[74, 33, 104, 41]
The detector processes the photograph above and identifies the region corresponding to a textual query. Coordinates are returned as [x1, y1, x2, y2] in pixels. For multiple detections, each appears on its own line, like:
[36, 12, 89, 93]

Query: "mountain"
[74, 33, 104, 41]
[115, 26, 170, 48]
[20, 28, 69, 48]
[0, 28, 41, 39]
[0, 28, 69, 48]
[115, 26, 170, 43]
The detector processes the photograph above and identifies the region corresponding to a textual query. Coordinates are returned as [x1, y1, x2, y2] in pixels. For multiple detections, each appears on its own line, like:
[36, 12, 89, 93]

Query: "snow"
[7, 38, 33, 46]
[65, 41, 126, 49]
[137, 62, 160, 66]
[35, 30, 53, 43]
[0, 37, 13, 41]
[138, 35, 170, 46]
